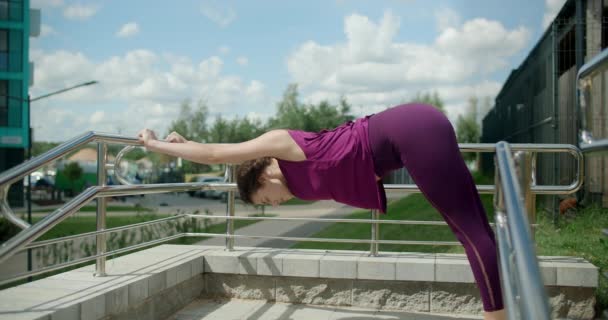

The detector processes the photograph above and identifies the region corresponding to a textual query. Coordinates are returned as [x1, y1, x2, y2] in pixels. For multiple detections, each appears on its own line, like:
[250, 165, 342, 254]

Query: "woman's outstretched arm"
[137, 129, 305, 164]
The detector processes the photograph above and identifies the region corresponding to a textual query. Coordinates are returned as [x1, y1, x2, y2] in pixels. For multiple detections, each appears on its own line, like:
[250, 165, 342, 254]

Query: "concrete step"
[166, 299, 482, 320]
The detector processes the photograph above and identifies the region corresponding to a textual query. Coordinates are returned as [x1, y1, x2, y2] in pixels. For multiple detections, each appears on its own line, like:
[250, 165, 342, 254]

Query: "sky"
[29, 0, 567, 142]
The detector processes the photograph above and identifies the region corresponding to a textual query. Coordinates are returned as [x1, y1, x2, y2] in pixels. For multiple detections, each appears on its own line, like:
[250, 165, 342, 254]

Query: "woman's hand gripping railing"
[494, 141, 551, 320]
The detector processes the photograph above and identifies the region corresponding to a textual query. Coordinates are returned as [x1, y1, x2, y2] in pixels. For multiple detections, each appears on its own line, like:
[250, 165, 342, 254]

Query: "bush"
[0, 217, 22, 243]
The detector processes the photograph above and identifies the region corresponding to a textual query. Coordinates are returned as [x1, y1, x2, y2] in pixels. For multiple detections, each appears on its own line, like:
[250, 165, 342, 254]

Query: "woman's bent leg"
[368, 104, 504, 312]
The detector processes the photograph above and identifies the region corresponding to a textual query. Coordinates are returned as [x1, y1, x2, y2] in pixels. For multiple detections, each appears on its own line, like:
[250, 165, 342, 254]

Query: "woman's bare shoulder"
[266, 129, 307, 162]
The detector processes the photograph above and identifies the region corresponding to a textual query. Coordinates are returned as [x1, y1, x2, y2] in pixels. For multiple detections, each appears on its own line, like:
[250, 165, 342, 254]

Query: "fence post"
[95, 142, 107, 276]
[369, 210, 379, 256]
[225, 165, 235, 251]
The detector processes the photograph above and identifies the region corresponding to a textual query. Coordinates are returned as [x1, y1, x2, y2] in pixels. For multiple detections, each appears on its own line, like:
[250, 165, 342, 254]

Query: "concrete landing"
[167, 299, 481, 320]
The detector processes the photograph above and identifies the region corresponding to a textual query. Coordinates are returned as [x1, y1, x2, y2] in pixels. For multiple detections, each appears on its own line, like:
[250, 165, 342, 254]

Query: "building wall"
[0, 0, 30, 207]
[481, 0, 608, 213]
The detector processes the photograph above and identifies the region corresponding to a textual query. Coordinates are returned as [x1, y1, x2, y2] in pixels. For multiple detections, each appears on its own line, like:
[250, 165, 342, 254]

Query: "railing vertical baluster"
[514, 151, 536, 239]
[369, 209, 379, 256]
[530, 152, 538, 237]
[225, 165, 235, 251]
[95, 142, 107, 276]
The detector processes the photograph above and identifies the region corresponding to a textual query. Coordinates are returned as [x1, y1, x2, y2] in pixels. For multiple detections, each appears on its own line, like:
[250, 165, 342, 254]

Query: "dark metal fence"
[481, 0, 608, 219]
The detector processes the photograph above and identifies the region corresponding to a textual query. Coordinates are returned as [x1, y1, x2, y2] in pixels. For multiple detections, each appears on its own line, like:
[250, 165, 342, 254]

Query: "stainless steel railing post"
[225, 165, 235, 251]
[369, 210, 379, 256]
[514, 151, 536, 239]
[494, 155, 519, 320]
[530, 152, 538, 236]
[496, 142, 551, 320]
[95, 142, 108, 276]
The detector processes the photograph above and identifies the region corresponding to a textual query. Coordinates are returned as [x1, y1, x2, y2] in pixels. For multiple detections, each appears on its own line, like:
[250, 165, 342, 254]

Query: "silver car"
[194, 176, 224, 198]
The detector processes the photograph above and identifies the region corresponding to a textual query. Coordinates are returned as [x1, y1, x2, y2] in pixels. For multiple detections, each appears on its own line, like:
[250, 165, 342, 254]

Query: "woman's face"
[251, 178, 293, 207]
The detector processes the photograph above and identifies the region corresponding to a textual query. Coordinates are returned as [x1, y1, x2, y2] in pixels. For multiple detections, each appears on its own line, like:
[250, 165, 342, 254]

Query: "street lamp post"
[1, 80, 98, 281]
[29, 81, 98, 102]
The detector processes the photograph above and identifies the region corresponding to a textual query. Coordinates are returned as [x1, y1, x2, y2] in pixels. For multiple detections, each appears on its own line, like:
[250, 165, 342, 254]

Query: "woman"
[138, 103, 505, 320]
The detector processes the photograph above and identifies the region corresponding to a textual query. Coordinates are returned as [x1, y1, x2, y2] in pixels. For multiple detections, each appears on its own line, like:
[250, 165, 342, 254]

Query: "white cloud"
[31, 0, 64, 8]
[236, 56, 248, 66]
[40, 24, 57, 37]
[200, 2, 236, 27]
[116, 22, 139, 38]
[218, 45, 231, 55]
[90, 111, 105, 124]
[435, 7, 461, 32]
[435, 18, 530, 74]
[30, 49, 271, 142]
[63, 3, 99, 21]
[543, 0, 567, 30]
[287, 10, 530, 120]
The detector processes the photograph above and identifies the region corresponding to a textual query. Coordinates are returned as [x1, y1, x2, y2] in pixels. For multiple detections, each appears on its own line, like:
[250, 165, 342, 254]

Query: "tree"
[268, 84, 354, 132]
[268, 84, 306, 130]
[235, 117, 265, 142]
[63, 162, 83, 196]
[166, 99, 209, 141]
[164, 100, 211, 174]
[208, 115, 229, 143]
[189, 100, 210, 142]
[409, 91, 446, 115]
[456, 96, 481, 164]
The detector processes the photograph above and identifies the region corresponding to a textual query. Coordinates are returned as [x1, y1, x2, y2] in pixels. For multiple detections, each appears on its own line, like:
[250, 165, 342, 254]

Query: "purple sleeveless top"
[277, 117, 387, 213]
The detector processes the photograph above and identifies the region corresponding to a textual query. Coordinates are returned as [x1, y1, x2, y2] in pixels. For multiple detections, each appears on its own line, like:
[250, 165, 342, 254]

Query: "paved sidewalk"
[195, 200, 357, 248]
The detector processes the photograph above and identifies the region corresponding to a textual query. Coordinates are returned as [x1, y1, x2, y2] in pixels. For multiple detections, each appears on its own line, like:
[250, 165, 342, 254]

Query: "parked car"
[206, 178, 227, 200]
[191, 176, 224, 198]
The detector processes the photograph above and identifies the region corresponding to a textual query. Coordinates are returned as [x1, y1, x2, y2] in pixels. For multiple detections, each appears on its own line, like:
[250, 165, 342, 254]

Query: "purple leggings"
[368, 103, 504, 312]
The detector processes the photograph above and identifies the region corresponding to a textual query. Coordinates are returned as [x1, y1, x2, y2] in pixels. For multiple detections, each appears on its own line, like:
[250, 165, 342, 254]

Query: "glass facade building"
[0, 0, 31, 206]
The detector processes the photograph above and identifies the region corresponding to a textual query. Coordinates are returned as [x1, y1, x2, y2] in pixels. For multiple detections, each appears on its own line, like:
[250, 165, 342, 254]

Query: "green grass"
[172, 213, 277, 245]
[19, 205, 154, 214]
[32, 213, 172, 240]
[292, 192, 493, 254]
[282, 198, 315, 205]
[31, 213, 264, 243]
[292, 171, 495, 253]
[534, 205, 608, 311]
[232, 198, 315, 206]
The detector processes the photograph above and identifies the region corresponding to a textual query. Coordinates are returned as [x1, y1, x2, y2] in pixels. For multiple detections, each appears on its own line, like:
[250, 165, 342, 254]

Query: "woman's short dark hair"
[236, 157, 272, 204]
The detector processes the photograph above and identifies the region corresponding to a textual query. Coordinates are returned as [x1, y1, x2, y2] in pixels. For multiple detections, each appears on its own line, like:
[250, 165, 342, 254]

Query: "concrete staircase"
[167, 299, 482, 320]
[0, 245, 599, 320]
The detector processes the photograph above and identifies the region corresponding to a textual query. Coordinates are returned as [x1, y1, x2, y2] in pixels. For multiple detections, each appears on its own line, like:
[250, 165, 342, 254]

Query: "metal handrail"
[579, 139, 608, 154]
[0, 131, 140, 187]
[388, 143, 583, 195]
[0, 135, 583, 196]
[0, 131, 582, 314]
[494, 141, 551, 320]
[0, 131, 140, 229]
[0, 182, 235, 265]
[577, 47, 608, 80]
[577, 47, 608, 155]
